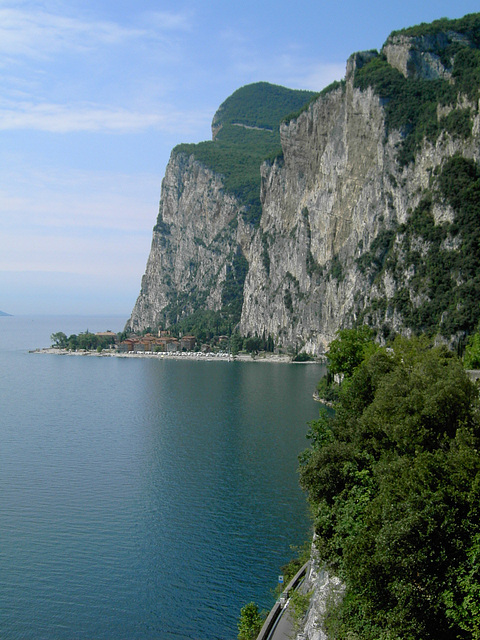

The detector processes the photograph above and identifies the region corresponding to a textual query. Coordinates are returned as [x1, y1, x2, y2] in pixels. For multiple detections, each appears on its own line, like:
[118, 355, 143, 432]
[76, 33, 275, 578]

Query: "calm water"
[0, 316, 325, 640]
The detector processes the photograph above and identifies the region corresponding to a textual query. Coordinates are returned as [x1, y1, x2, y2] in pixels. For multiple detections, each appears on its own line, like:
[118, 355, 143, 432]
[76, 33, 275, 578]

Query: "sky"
[1, 0, 480, 316]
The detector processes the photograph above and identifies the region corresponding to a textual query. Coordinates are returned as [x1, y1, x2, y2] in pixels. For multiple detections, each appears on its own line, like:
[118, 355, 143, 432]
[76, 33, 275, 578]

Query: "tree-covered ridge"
[212, 81, 317, 131]
[300, 331, 480, 639]
[389, 11, 480, 43]
[173, 83, 317, 226]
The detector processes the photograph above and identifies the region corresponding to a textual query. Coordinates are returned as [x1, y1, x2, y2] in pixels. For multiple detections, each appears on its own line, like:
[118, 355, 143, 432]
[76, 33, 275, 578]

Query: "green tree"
[67, 334, 78, 350]
[326, 326, 376, 378]
[245, 336, 262, 354]
[50, 331, 67, 348]
[464, 332, 480, 368]
[289, 589, 314, 634]
[265, 334, 275, 352]
[237, 602, 264, 640]
[230, 332, 244, 356]
[76, 331, 98, 350]
[300, 336, 480, 640]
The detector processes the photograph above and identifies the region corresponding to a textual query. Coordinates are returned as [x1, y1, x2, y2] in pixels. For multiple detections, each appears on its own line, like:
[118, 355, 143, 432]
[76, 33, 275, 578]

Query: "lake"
[0, 315, 325, 639]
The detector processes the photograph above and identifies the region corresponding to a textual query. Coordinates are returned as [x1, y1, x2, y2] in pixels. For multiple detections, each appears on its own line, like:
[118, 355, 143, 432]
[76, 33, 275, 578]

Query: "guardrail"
[256, 561, 309, 640]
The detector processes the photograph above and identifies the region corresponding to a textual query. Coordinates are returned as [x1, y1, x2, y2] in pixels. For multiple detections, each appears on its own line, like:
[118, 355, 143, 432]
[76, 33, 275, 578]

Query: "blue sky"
[1, 0, 479, 316]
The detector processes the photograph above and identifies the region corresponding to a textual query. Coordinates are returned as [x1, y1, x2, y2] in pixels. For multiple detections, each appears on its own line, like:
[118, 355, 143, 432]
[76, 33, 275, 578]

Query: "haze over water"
[0, 315, 325, 639]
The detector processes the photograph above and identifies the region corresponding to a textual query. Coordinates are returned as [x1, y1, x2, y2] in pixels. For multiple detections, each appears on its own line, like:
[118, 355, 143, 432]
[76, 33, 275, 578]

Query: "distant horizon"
[0, 311, 129, 318]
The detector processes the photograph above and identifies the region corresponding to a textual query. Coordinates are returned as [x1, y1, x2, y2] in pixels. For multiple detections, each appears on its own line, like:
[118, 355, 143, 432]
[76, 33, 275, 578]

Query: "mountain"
[0, 310, 12, 317]
[128, 13, 480, 354]
[127, 82, 317, 336]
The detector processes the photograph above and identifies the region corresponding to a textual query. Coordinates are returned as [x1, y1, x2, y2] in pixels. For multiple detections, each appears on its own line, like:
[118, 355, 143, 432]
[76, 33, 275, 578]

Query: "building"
[180, 335, 196, 351]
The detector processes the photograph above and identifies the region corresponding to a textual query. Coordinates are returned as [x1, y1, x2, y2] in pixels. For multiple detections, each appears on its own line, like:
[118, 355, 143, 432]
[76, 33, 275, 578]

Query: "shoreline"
[31, 347, 326, 364]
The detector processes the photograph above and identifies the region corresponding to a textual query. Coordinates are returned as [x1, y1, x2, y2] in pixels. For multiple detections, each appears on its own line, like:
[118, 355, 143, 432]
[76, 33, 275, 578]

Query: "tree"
[300, 336, 480, 640]
[265, 334, 275, 352]
[464, 331, 480, 369]
[245, 336, 262, 354]
[50, 332, 67, 348]
[326, 326, 376, 378]
[76, 331, 98, 351]
[289, 589, 314, 634]
[230, 333, 244, 356]
[237, 602, 264, 640]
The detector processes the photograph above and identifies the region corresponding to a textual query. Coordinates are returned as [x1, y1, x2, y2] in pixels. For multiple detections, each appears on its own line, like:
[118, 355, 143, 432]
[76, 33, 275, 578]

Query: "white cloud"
[0, 99, 211, 133]
[0, 8, 138, 58]
[0, 3, 209, 135]
[140, 10, 193, 32]
[0, 5, 191, 59]
[0, 102, 159, 132]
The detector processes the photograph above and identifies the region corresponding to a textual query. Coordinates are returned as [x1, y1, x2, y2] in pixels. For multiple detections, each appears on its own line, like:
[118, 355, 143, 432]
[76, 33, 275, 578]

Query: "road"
[256, 562, 309, 640]
[267, 601, 294, 640]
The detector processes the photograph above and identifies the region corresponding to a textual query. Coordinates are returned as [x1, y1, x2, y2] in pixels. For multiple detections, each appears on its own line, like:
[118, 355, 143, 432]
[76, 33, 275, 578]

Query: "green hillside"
[173, 82, 317, 226]
[300, 333, 480, 639]
[212, 81, 317, 130]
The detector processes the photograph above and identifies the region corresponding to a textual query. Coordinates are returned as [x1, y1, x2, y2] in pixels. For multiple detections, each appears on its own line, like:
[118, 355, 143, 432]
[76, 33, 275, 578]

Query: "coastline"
[31, 347, 326, 364]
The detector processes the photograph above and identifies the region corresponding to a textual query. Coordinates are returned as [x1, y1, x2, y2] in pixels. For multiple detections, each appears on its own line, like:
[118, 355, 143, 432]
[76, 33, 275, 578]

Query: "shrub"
[237, 602, 264, 640]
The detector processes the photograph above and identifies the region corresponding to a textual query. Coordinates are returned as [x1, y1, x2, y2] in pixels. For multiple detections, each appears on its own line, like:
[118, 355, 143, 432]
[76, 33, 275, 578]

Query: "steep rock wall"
[239, 52, 480, 353]
[240, 64, 397, 353]
[128, 153, 249, 332]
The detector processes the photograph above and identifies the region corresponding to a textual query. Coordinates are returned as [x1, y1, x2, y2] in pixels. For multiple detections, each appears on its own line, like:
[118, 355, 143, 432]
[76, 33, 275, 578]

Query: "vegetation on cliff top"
[300, 330, 480, 639]
[173, 82, 317, 226]
[389, 11, 480, 42]
[174, 126, 279, 226]
[212, 81, 316, 131]
[282, 79, 345, 125]
[354, 44, 480, 166]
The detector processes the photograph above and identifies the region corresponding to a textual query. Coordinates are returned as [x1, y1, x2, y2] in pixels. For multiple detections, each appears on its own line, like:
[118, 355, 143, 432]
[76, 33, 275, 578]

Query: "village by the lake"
[36, 329, 316, 362]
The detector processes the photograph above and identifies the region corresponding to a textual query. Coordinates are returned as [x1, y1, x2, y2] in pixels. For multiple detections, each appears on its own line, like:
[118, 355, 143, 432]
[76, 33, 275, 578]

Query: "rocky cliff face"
[240, 46, 480, 353]
[129, 14, 480, 354]
[240, 64, 392, 352]
[128, 153, 251, 332]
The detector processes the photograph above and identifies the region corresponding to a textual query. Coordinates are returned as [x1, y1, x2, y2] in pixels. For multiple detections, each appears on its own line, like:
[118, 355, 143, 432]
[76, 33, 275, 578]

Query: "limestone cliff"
[128, 153, 249, 332]
[129, 14, 480, 354]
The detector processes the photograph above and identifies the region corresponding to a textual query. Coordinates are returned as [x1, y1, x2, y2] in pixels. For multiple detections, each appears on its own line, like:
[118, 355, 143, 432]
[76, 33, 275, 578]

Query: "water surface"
[0, 316, 325, 639]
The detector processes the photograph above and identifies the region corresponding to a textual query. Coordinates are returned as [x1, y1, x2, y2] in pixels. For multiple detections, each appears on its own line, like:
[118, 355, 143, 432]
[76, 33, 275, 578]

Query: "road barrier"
[256, 561, 309, 640]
